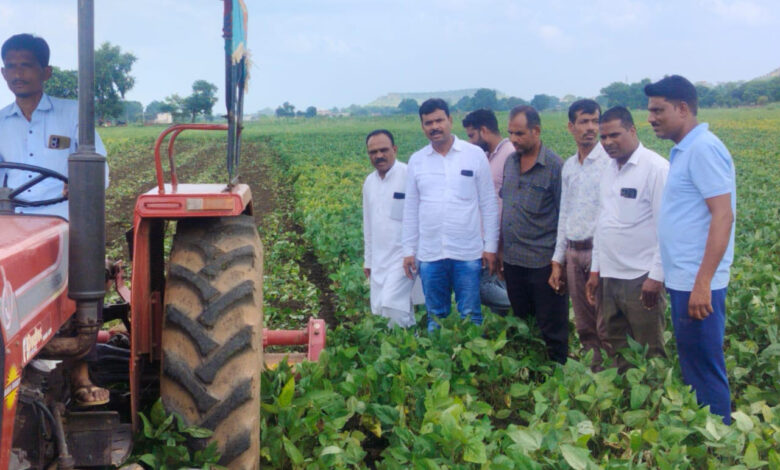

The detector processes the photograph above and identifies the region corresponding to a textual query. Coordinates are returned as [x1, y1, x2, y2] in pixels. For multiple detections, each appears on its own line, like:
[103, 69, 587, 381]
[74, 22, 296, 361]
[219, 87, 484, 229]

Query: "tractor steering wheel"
[0, 162, 69, 208]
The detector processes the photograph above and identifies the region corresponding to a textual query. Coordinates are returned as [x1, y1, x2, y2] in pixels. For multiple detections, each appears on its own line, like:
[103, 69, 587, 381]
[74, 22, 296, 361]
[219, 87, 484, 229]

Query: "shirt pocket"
[456, 169, 476, 200]
[390, 192, 405, 221]
[520, 182, 549, 214]
[616, 187, 640, 223]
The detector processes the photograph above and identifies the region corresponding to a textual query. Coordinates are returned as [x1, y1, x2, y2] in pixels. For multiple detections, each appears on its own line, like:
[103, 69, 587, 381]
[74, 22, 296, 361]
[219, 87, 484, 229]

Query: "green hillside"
[367, 88, 506, 108]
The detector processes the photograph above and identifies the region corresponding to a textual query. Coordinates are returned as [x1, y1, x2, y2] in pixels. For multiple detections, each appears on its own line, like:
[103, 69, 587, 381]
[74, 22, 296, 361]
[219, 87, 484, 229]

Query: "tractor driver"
[0, 33, 110, 406]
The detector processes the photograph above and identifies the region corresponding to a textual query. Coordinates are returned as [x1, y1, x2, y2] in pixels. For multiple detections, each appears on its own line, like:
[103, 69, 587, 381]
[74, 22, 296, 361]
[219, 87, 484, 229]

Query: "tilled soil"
[104, 136, 337, 328]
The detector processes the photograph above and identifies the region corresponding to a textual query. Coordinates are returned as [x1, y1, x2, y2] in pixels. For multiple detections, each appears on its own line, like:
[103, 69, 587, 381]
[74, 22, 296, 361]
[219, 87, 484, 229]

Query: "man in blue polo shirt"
[645, 75, 736, 424]
[1, 33, 109, 406]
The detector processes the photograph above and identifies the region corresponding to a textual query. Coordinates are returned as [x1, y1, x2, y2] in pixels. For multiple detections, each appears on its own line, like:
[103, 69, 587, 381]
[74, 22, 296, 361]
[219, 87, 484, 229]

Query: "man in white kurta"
[363, 130, 423, 327]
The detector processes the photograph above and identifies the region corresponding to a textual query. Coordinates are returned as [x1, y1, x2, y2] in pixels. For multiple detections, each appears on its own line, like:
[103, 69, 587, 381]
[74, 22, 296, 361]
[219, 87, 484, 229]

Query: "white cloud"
[699, 0, 771, 24]
[536, 25, 572, 51]
[583, 0, 649, 29]
[283, 32, 358, 57]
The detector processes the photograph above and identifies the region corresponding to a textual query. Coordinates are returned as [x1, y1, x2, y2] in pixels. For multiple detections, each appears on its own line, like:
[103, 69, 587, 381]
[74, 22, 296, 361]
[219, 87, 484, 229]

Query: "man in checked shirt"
[501, 105, 567, 364]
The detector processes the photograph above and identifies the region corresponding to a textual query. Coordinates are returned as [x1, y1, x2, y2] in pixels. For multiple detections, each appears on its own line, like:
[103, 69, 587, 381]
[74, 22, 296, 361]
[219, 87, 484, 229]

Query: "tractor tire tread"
[200, 245, 257, 279]
[197, 280, 254, 327]
[165, 304, 219, 356]
[162, 351, 219, 413]
[195, 327, 253, 384]
[161, 215, 262, 470]
[200, 379, 253, 430]
[218, 432, 251, 466]
[169, 263, 219, 302]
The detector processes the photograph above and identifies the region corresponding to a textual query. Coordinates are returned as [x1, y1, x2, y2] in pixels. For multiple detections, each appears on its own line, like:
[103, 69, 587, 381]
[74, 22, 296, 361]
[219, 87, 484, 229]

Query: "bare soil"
[104, 137, 337, 327]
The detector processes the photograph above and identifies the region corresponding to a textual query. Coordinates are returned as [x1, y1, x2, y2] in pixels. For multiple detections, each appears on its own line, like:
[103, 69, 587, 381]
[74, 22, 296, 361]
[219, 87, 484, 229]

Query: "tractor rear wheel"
[160, 216, 263, 469]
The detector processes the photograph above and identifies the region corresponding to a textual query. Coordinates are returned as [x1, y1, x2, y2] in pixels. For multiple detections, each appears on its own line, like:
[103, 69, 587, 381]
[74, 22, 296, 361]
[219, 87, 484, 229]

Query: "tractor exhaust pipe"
[44, 0, 104, 357]
[39, 301, 100, 359]
[69, 0, 105, 305]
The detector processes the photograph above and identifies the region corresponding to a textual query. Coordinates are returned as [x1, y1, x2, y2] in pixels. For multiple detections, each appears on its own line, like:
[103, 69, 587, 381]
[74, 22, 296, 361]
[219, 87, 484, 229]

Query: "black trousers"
[503, 263, 569, 364]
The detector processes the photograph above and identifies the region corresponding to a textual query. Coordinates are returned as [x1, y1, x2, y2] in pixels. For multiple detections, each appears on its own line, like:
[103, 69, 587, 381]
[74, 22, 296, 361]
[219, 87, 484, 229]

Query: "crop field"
[100, 106, 779, 468]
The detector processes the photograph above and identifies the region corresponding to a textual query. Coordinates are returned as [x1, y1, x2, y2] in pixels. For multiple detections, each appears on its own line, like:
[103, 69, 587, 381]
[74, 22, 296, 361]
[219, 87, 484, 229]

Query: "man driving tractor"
[0, 33, 110, 407]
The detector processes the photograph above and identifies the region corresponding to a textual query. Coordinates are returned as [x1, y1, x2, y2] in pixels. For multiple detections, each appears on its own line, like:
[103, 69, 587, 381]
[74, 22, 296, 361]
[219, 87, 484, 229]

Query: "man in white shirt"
[402, 99, 499, 331]
[549, 99, 610, 368]
[1, 34, 109, 406]
[0, 34, 108, 219]
[461, 108, 511, 315]
[363, 129, 423, 328]
[585, 106, 669, 370]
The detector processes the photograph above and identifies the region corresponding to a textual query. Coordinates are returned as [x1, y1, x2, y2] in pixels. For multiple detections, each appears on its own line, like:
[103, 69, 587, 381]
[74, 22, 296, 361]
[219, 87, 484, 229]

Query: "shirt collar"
[623, 142, 645, 167]
[585, 142, 606, 161]
[535, 143, 550, 166]
[672, 123, 709, 153]
[512, 142, 549, 167]
[1, 93, 53, 119]
[489, 138, 511, 160]
[383, 160, 399, 179]
[372, 159, 400, 182]
[425, 134, 462, 156]
[571, 142, 606, 164]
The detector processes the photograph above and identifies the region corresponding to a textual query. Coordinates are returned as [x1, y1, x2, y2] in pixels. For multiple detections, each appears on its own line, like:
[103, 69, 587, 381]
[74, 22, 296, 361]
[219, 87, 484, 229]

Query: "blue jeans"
[418, 258, 482, 331]
[669, 287, 731, 424]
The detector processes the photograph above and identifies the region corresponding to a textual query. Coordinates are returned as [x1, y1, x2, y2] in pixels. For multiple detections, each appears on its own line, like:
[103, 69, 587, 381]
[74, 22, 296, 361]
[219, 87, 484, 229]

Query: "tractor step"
[64, 411, 132, 467]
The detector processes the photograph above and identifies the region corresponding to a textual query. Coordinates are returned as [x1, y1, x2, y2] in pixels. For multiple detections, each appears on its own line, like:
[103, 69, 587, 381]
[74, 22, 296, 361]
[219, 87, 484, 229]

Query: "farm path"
[240, 141, 338, 328]
[103, 137, 337, 328]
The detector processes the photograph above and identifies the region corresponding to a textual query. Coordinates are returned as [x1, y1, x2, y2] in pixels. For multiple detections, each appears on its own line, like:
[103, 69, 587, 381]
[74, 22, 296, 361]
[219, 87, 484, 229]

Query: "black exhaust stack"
[42, 0, 103, 360]
[68, 0, 104, 341]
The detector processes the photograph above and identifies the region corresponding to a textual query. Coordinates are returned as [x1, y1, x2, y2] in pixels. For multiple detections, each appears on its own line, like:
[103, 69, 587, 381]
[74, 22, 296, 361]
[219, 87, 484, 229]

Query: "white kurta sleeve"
[401, 158, 419, 258]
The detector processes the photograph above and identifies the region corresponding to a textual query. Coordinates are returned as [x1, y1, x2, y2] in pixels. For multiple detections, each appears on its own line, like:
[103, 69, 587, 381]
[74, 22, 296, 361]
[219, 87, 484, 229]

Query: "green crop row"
[247, 108, 780, 468]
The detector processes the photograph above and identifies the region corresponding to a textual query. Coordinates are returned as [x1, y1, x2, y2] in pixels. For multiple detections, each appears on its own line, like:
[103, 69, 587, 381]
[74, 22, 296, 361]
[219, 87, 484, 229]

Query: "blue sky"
[1, 0, 778, 113]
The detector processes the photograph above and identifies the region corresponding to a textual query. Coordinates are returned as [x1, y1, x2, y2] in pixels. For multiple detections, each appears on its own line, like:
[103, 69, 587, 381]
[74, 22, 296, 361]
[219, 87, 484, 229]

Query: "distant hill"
[368, 89, 506, 108]
[754, 67, 780, 81]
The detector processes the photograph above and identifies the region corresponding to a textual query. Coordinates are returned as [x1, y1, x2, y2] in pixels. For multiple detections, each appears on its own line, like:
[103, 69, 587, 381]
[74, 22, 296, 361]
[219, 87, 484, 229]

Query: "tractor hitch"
[263, 317, 326, 368]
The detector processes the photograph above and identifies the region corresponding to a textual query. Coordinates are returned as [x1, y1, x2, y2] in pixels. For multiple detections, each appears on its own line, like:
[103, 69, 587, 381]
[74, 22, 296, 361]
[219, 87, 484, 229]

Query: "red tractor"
[0, 1, 324, 469]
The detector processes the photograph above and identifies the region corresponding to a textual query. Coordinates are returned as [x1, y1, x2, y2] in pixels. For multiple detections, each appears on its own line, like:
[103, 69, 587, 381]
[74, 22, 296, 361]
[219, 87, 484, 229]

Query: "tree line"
[274, 102, 318, 118]
[44, 42, 219, 125]
[271, 72, 780, 118]
[43, 42, 777, 122]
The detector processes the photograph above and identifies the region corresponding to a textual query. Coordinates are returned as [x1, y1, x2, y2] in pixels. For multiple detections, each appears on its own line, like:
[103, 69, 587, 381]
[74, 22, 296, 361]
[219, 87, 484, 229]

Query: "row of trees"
[397, 90, 565, 114]
[44, 42, 136, 123]
[273, 73, 779, 119]
[44, 42, 220, 124]
[594, 76, 780, 109]
[275, 102, 317, 118]
[144, 80, 219, 123]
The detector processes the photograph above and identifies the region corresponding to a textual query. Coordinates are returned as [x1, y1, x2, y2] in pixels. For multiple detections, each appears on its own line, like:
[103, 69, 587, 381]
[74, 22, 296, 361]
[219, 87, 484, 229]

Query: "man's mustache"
[374, 157, 387, 164]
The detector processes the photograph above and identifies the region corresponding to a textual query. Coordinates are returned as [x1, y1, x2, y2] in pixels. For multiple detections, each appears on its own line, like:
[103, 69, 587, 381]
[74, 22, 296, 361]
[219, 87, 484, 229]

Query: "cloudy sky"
[1, 0, 778, 113]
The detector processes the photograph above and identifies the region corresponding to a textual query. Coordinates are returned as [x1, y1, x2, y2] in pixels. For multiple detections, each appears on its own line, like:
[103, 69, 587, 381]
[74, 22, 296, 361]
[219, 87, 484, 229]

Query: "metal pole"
[77, 0, 95, 149]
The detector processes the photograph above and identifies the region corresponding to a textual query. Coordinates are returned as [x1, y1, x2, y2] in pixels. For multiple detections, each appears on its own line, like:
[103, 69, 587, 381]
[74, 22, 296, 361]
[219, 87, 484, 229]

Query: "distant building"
[152, 112, 173, 124]
[316, 108, 348, 117]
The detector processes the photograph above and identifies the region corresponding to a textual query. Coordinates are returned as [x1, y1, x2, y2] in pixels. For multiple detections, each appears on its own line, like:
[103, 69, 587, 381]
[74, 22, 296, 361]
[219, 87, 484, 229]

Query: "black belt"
[567, 238, 593, 251]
